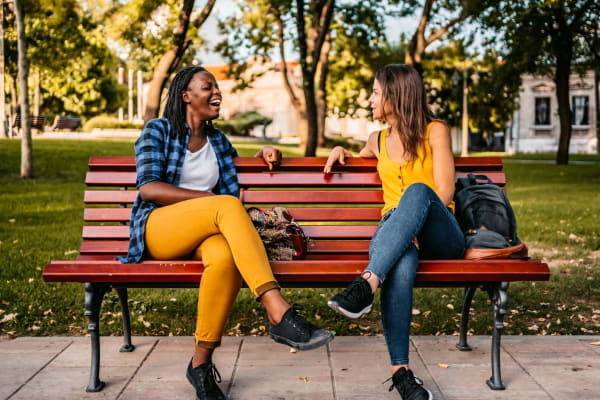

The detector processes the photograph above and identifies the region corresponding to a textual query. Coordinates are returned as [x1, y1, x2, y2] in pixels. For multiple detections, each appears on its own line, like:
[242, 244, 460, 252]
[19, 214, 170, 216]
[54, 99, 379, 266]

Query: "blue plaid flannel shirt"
[118, 118, 239, 263]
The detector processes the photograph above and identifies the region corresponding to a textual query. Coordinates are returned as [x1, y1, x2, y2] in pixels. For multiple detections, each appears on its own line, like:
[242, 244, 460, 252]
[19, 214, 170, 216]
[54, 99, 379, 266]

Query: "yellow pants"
[145, 195, 279, 348]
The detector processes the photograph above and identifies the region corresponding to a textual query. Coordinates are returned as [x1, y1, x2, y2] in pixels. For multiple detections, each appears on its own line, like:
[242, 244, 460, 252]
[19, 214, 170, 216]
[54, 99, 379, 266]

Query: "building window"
[535, 97, 551, 125]
[572, 96, 589, 126]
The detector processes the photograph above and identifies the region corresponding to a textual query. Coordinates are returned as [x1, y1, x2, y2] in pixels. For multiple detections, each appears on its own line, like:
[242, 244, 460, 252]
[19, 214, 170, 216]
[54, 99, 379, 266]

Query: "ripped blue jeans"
[365, 183, 465, 366]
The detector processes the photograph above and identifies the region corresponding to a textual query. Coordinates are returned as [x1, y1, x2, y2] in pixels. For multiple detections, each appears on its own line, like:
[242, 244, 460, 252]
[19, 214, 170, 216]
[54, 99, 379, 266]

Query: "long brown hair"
[375, 64, 436, 163]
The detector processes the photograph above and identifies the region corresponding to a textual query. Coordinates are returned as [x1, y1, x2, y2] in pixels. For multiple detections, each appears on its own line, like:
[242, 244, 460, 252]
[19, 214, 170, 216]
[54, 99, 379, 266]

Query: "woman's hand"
[324, 146, 353, 173]
[255, 146, 282, 170]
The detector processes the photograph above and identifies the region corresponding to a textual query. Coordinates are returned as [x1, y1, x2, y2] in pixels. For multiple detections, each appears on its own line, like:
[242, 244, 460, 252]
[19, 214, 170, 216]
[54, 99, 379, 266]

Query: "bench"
[50, 115, 81, 131]
[12, 114, 48, 135]
[43, 156, 550, 392]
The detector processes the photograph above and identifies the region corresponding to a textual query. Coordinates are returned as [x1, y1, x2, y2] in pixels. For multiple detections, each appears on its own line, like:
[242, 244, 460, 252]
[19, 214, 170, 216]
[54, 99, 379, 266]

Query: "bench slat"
[85, 190, 138, 204]
[85, 171, 506, 187]
[88, 156, 504, 172]
[242, 190, 384, 204]
[83, 207, 384, 222]
[82, 225, 379, 240]
[43, 259, 550, 284]
[79, 239, 372, 255]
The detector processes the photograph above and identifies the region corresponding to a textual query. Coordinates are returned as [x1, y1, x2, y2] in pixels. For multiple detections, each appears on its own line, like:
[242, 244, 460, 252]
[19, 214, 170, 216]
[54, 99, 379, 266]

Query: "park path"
[1, 335, 599, 399]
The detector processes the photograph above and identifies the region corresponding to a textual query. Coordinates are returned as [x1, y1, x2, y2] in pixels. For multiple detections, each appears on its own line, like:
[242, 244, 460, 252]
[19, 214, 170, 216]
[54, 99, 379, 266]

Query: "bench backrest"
[12, 114, 47, 130]
[80, 156, 504, 262]
[52, 116, 81, 130]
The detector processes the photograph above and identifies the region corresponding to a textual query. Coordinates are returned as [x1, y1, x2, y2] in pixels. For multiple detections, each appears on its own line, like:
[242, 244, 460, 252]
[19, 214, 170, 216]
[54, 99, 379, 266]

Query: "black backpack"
[454, 174, 527, 259]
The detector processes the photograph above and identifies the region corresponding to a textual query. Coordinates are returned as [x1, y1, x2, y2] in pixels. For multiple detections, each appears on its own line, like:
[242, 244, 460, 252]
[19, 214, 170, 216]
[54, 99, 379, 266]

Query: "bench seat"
[43, 155, 549, 392]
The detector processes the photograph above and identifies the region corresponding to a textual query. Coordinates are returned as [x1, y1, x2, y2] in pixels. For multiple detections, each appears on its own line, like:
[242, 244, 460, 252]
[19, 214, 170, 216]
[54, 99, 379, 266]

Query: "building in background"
[507, 70, 598, 154]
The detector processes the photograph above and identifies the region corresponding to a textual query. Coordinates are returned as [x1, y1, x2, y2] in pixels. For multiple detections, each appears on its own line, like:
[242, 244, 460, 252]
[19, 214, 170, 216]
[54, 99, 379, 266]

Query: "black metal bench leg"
[456, 287, 477, 351]
[486, 282, 509, 390]
[84, 283, 109, 392]
[115, 288, 135, 352]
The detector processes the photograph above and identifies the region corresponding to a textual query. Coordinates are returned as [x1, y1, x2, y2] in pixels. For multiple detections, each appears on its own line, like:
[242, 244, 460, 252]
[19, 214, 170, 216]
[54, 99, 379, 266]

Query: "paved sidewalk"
[1, 335, 599, 400]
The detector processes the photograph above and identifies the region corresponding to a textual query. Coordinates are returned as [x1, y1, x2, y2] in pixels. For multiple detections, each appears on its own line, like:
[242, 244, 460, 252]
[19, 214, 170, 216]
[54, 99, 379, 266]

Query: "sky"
[196, 0, 419, 65]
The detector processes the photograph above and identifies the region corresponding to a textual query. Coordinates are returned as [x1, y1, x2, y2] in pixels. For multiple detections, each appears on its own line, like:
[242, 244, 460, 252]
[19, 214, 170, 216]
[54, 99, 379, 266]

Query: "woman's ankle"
[361, 271, 379, 294]
[192, 344, 214, 368]
[260, 288, 291, 325]
[390, 364, 409, 375]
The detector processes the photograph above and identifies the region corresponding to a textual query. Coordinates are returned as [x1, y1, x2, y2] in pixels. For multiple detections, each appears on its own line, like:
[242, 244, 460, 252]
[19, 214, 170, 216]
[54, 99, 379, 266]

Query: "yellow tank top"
[377, 123, 454, 216]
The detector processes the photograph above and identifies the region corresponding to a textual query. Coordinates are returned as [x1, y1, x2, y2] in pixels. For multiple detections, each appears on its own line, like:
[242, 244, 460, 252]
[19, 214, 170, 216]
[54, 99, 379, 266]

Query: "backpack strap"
[378, 130, 382, 153]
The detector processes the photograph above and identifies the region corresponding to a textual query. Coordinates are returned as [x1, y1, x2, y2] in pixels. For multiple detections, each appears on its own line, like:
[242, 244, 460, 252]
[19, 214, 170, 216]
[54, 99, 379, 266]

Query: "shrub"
[214, 111, 272, 136]
[82, 115, 144, 132]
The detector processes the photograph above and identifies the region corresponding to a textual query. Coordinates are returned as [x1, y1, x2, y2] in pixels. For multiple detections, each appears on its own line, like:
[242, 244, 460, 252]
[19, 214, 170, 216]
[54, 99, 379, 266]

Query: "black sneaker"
[269, 307, 334, 350]
[186, 359, 226, 400]
[327, 276, 374, 319]
[386, 368, 433, 400]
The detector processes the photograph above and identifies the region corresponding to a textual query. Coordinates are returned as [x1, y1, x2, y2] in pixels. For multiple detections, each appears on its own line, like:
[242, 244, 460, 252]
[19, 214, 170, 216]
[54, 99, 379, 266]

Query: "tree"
[4, 0, 125, 120]
[423, 41, 520, 137]
[218, 0, 390, 155]
[104, 0, 217, 122]
[14, 0, 31, 178]
[390, 0, 491, 75]
[479, 0, 600, 164]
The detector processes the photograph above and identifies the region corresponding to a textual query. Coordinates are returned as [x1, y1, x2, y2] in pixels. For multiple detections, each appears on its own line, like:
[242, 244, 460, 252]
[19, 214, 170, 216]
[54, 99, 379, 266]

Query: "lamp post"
[453, 63, 479, 157]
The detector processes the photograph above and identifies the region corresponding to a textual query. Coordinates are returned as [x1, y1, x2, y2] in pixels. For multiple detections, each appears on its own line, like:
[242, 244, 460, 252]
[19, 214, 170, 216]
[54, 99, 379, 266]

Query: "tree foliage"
[4, 0, 124, 119]
[478, 0, 600, 164]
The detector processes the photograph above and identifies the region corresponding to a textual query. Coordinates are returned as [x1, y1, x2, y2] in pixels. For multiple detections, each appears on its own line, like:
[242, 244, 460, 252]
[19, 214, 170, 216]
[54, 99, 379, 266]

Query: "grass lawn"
[1, 138, 599, 340]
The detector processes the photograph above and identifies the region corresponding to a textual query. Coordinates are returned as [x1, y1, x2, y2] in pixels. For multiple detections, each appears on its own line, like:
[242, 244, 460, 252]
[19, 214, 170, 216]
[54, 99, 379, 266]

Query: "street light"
[453, 64, 479, 157]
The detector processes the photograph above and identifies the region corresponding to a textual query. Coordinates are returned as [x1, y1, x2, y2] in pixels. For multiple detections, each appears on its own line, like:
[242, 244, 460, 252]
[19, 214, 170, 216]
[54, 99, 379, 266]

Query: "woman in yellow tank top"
[324, 65, 465, 400]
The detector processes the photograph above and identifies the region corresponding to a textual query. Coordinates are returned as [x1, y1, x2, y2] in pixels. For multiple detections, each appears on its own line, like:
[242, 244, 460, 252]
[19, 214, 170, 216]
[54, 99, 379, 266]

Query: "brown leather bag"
[463, 227, 529, 260]
[247, 207, 308, 260]
[464, 243, 529, 260]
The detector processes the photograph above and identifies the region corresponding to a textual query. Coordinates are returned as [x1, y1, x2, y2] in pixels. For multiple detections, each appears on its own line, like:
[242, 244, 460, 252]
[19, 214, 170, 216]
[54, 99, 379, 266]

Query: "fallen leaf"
[28, 278, 34, 283]
[36, 267, 41, 271]
[349, 323, 357, 329]
[528, 324, 539, 331]
[412, 309, 421, 315]
[43, 309, 52, 315]
[410, 322, 421, 328]
[438, 363, 449, 368]
[64, 250, 78, 255]
[161, 323, 169, 329]
[8, 219, 15, 223]
[289, 348, 298, 353]
[589, 341, 600, 346]
[170, 298, 177, 302]
[299, 376, 308, 382]
[107, 320, 115, 325]
[447, 304, 454, 310]
[422, 311, 431, 317]
[31, 325, 40, 331]
[0, 313, 18, 323]
[143, 321, 151, 328]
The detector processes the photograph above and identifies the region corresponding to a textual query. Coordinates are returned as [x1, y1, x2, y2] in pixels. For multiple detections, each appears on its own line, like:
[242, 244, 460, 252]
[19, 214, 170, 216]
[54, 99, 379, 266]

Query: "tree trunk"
[594, 68, 600, 154]
[143, 0, 216, 123]
[552, 21, 573, 165]
[303, 77, 319, 156]
[33, 68, 40, 134]
[316, 32, 331, 147]
[15, 0, 32, 178]
[10, 75, 18, 115]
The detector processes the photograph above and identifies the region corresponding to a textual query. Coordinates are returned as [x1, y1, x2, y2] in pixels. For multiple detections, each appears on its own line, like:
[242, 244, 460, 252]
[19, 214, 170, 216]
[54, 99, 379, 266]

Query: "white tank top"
[178, 141, 220, 192]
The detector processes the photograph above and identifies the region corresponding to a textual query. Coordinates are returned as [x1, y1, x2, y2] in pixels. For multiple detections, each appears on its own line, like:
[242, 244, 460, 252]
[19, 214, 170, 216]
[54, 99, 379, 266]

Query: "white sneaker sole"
[327, 300, 372, 319]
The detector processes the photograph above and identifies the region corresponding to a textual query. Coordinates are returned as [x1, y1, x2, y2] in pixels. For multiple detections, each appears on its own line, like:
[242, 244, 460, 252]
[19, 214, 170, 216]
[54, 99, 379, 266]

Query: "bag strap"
[456, 173, 495, 192]
[378, 130, 382, 153]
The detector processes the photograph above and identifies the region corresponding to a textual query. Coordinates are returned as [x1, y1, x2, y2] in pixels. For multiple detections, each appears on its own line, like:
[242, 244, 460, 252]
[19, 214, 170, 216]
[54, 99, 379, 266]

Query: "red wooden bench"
[43, 156, 550, 392]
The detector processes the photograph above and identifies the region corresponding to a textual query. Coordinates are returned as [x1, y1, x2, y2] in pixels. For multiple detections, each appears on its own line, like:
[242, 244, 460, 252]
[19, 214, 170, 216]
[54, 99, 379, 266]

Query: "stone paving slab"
[412, 336, 551, 400]
[502, 336, 600, 400]
[0, 338, 72, 399]
[0, 335, 599, 400]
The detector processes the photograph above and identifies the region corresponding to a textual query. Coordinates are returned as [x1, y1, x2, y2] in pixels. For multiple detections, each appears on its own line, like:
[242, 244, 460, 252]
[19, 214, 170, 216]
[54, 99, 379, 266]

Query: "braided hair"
[162, 66, 214, 138]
